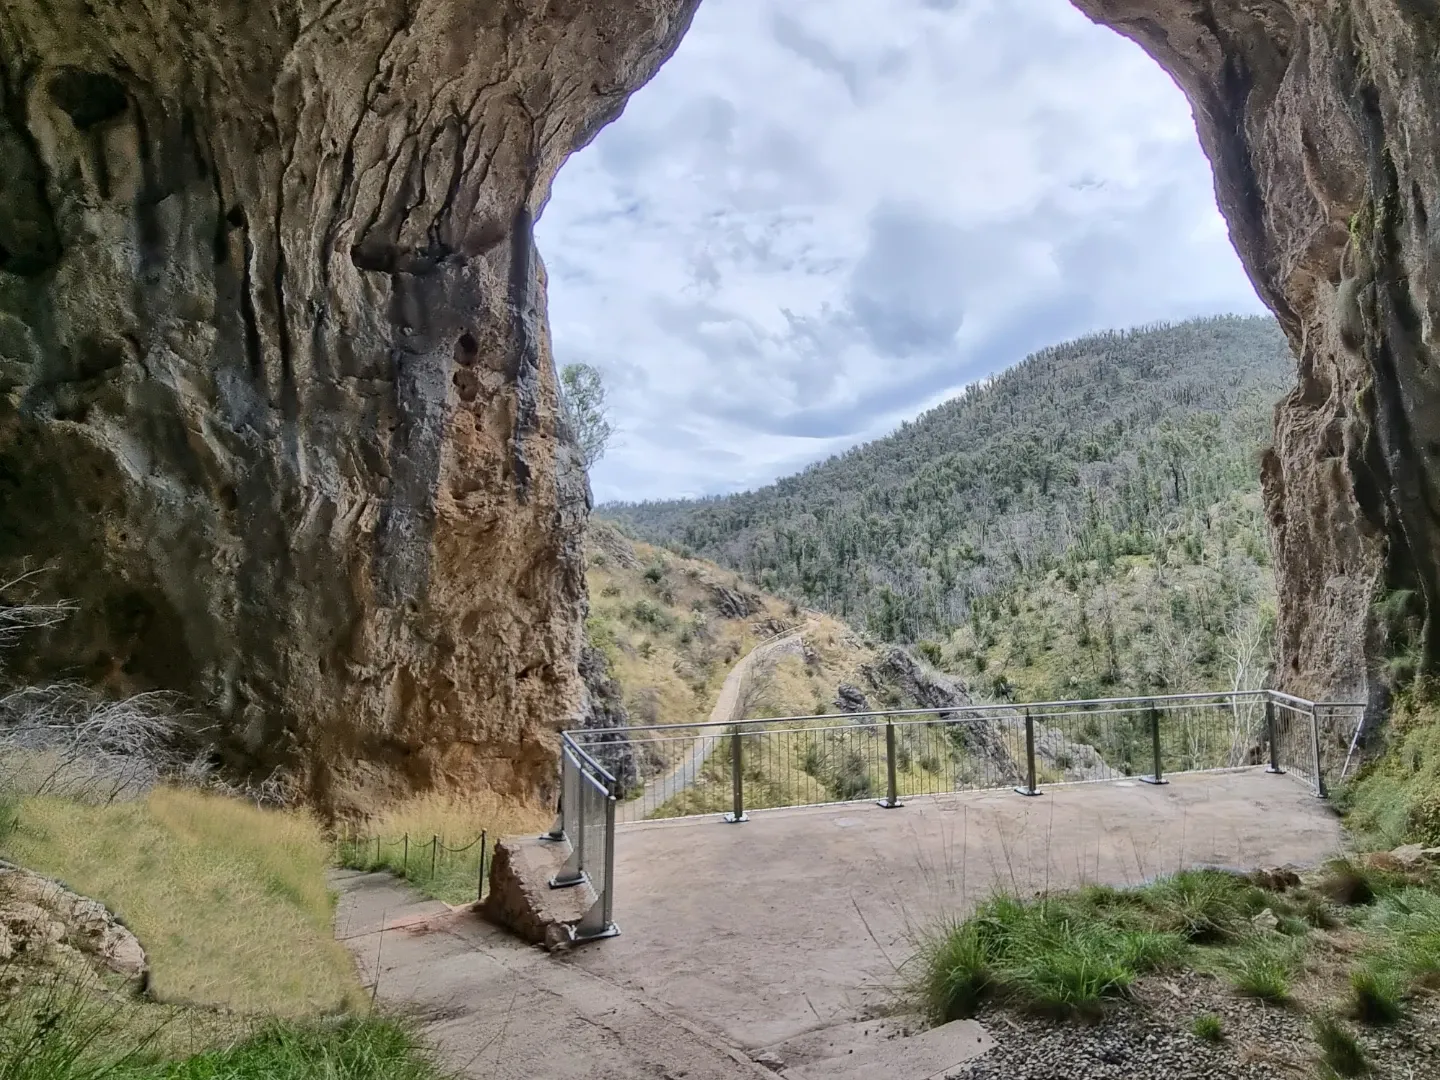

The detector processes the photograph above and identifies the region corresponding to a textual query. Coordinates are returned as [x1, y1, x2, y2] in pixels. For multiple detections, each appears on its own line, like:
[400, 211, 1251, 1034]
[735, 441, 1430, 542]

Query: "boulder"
[0, 862, 147, 983]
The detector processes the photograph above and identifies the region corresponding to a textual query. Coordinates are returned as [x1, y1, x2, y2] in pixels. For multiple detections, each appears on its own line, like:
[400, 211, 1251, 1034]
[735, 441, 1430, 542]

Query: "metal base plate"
[1265, 766, 1285, 775]
[876, 798, 903, 809]
[571, 923, 622, 943]
[1139, 776, 1169, 786]
[548, 872, 588, 890]
[722, 812, 749, 823]
[1013, 786, 1042, 797]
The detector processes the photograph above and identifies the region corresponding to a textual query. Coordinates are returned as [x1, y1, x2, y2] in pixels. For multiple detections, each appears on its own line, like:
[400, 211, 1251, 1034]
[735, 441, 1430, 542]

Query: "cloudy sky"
[535, 0, 1269, 504]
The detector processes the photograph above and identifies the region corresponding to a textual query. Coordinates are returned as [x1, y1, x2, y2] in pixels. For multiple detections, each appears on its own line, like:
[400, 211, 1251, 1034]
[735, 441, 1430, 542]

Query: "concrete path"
[572, 769, 1344, 1053]
[621, 622, 809, 822]
[334, 769, 1341, 1079]
[333, 870, 770, 1079]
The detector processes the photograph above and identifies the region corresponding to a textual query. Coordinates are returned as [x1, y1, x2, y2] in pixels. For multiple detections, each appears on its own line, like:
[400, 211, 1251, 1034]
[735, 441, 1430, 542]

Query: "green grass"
[1353, 887, 1440, 996]
[1339, 687, 1440, 849]
[1314, 1016, 1369, 1078]
[1189, 1013, 1224, 1042]
[120, 1019, 447, 1080]
[0, 978, 447, 1080]
[915, 886, 1190, 1021]
[915, 868, 1325, 1021]
[1219, 937, 1299, 1001]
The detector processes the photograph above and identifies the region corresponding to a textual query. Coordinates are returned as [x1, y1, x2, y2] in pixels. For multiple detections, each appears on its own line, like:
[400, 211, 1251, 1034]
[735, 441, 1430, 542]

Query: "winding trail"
[619, 621, 812, 821]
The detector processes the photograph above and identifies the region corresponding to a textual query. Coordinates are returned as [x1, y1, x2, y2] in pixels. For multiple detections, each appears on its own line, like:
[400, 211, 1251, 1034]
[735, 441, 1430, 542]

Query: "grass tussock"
[1217, 937, 1300, 1002]
[0, 975, 447, 1080]
[337, 791, 547, 905]
[0, 786, 361, 1016]
[1189, 1013, 1224, 1042]
[1347, 968, 1403, 1025]
[1314, 1015, 1370, 1078]
[916, 869, 1328, 1022]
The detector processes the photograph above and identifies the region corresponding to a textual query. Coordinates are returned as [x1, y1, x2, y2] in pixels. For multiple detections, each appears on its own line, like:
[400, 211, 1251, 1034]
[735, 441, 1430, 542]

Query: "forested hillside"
[603, 316, 1295, 702]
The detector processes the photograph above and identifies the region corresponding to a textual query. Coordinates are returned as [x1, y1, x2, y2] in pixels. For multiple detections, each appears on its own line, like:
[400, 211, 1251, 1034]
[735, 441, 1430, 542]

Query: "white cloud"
[534, 0, 1267, 503]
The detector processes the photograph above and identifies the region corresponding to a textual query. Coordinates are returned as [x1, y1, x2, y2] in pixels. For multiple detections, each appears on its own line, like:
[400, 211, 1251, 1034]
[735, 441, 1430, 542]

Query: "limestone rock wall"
[0, 0, 698, 809]
[1076, 1, 1440, 705]
[4, 0, 1438, 800]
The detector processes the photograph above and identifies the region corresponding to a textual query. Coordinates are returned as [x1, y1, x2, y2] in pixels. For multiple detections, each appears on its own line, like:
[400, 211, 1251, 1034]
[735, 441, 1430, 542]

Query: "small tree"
[559, 362, 615, 469]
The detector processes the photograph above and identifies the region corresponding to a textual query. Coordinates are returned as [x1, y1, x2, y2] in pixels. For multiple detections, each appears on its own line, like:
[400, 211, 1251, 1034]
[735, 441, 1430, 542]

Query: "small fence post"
[1014, 710, 1041, 797]
[1264, 697, 1283, 774]
[430, 835, 438, 880]
[478, 831, 488, 902]
[402, 833, 409, 875]
[1141, 701, 1168, 785]
[877, 718, 902, 809]
[723, 725, 748, 822]
[1310, 704, 1328, 798]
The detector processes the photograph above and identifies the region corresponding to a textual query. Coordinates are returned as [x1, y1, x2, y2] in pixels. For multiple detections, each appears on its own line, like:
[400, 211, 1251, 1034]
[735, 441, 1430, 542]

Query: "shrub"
[830, 751, 873, 801]
[1189, 1013, 1224, 1043]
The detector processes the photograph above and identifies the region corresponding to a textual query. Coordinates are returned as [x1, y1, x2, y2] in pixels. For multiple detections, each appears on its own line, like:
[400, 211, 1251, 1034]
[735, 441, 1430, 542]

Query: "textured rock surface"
[0, 1, 698, 807]
[1074, 1, 1440, 710]
[478, 835, 591, 948]
[0, 861, 147, 982]
[3, 0, 1438, 800]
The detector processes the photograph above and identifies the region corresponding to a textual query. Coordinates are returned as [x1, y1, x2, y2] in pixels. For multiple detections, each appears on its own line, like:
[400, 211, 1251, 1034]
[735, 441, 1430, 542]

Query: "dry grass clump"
[0, 786, 361, 1016]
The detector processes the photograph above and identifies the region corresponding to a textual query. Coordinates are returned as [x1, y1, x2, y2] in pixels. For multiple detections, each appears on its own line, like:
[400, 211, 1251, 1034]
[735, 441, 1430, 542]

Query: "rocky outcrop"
[1072, 2, 1439, 711]
[575, 643, 638, 796]
[0, 861, 147, 984]
[707, 580, 763, 620]
[0, 1, 698, 807]
[588, 519, 641, 571]
[834, 684, 870, 714]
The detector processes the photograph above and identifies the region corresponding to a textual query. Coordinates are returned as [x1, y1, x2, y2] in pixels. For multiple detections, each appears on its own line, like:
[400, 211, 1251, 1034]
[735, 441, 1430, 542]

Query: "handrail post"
[1014, 710, 1041, 796]
[723, 725, 748, 822]
[1141, 701, 1168, 785]
[1310, 704, 1328, 798]
[549, 761, 587, 888]
[603, 795, 618, 931]
[878, 718, 902, 809]
[542, 754, 566, 841]
[1264, 697, 1283, 774]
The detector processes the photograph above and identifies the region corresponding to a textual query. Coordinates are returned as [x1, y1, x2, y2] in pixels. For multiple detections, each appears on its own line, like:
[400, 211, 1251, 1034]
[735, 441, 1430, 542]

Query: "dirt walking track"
[334, 769, 1343, 1079]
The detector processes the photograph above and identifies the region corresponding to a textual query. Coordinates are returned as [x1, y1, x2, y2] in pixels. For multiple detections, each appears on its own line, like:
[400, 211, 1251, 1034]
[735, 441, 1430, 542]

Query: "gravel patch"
[947, 972, 1440, 1079]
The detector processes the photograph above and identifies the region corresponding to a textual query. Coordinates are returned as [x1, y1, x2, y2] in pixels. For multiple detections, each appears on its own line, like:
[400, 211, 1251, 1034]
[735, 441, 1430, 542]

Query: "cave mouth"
[534, 0, 1272, 508]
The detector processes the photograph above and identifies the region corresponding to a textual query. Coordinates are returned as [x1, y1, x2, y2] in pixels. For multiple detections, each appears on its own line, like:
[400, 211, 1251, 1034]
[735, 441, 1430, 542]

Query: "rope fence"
[336, 827, 491, 905]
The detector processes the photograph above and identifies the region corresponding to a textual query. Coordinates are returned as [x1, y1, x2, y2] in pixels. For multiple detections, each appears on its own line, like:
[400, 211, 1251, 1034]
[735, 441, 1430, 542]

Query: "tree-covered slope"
[602, 316, 1294, 701]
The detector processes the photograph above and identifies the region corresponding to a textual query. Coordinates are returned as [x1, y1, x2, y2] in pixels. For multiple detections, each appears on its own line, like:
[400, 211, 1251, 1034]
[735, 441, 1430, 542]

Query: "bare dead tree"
[0, 572, 77, 650]
[735, 652, 779, 719]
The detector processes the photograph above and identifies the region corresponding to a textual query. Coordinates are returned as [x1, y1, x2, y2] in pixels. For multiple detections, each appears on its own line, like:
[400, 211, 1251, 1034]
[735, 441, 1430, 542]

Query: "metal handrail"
[565, 689, 1363, 739]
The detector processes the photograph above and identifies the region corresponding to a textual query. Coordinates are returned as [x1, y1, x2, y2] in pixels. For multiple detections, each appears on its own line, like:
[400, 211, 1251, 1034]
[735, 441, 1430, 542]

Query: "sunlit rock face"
[0, 0, 698, 809]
